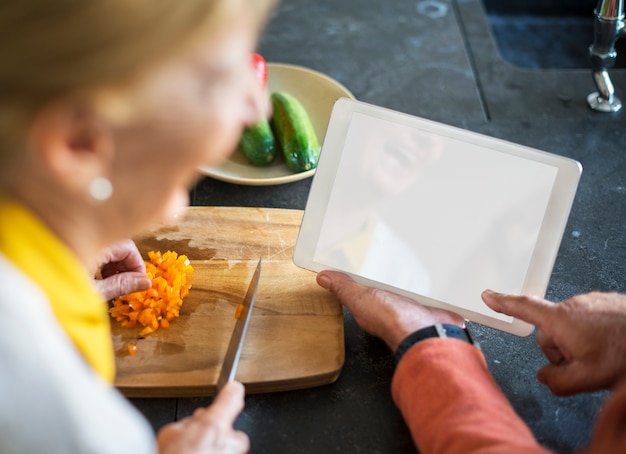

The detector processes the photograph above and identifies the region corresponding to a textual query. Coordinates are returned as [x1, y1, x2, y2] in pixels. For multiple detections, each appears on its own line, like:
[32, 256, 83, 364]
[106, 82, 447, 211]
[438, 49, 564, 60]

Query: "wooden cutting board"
[112, 207, 344, 397]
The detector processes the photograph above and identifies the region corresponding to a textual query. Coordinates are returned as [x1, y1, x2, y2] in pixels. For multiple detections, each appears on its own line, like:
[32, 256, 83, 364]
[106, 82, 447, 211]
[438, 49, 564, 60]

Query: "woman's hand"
[93, 239, 151, 300]
[157, 381, 249, 454]
[317, 270, 465, 352]
[483, 290, 626, 395]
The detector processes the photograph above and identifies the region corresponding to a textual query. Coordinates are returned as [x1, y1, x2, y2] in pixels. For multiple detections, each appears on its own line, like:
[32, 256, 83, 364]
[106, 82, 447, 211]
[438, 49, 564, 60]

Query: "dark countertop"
[130, 1, 625, 452]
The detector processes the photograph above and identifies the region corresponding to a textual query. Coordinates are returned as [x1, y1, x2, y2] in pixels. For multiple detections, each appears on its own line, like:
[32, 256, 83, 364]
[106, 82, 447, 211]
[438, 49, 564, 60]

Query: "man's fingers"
[317, 270, 355, 292]
[482, 290, 555, 328]
[316, 271, 371, 309]
[535, 329, 566, 364]
[538, 343, 566, 366]
[537, 363, 592, 396]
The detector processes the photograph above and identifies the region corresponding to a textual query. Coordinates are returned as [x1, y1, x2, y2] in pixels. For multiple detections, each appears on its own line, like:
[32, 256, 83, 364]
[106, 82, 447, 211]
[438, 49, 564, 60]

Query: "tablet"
[293, 98, 582, 336]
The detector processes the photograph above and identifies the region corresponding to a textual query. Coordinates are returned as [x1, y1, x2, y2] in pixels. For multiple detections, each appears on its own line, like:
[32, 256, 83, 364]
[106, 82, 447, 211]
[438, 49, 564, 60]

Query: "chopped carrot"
[109, 250, 193, 337]
[234, 303, 245, 320]
[128, 343, 138, 356]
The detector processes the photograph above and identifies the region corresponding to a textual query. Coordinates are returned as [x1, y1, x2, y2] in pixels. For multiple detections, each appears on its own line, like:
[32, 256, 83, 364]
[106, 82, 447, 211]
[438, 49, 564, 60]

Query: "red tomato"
[251, 53, 267, 89]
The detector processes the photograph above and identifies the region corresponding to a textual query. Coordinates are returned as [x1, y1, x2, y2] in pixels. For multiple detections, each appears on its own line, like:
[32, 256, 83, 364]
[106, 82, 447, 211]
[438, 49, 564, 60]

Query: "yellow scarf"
[0, 196, 114, 382]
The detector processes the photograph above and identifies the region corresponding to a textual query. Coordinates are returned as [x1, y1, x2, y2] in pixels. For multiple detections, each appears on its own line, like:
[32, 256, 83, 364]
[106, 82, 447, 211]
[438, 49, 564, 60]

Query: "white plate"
[199, 63, 355, 186]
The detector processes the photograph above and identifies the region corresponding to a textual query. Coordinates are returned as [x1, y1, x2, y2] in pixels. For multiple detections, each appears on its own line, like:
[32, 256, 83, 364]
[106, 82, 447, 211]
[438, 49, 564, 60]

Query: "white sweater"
[0, 253, 154, 454]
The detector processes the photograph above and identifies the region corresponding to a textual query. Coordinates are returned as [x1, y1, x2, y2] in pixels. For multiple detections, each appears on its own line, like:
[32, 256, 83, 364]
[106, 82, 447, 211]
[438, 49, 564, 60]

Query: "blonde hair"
[0, 0, 275, 178]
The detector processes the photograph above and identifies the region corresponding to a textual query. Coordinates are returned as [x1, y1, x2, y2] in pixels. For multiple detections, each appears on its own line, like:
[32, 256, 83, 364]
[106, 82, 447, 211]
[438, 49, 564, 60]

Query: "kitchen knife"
[215, 257, 262, 392]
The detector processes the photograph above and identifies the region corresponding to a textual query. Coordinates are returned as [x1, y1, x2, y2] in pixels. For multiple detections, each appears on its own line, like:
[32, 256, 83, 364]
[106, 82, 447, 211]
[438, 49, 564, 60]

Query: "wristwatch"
[394, 323, 478, 364]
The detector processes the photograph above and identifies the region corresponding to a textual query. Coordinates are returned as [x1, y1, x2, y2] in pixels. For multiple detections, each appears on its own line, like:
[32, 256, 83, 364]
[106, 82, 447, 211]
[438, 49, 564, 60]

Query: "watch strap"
[394, 323, 476, 364]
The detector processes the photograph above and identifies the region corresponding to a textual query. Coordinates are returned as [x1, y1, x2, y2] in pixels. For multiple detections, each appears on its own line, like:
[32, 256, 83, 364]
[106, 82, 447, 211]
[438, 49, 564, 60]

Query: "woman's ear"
[27, 101, 115, 196]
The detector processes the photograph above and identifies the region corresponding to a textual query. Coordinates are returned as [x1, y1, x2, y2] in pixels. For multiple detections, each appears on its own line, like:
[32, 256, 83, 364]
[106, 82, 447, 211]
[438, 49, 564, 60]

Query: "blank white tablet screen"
[313, 112, 558, 322]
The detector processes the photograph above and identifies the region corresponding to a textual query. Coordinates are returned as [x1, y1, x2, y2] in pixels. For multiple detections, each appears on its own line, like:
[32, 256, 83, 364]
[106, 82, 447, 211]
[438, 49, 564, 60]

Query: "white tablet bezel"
[294, 98, 581, 336]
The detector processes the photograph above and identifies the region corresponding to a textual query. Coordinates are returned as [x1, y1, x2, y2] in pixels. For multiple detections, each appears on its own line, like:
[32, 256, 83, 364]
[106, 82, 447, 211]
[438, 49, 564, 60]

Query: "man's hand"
[483, 290, 626, 395]
[317, 270, 464, 352]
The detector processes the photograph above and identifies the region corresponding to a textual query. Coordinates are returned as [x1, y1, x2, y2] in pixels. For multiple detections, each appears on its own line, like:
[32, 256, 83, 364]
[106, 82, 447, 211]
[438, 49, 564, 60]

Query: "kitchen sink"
[483, 0, 626, 69]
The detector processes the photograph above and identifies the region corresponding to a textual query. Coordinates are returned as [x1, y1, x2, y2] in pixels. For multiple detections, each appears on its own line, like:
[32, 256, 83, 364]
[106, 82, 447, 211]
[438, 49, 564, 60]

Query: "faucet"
[587, 0, 625, 112]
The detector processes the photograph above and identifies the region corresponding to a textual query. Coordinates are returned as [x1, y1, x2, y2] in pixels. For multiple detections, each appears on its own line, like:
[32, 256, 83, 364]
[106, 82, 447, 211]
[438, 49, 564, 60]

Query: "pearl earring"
[88, 177, 113, 201]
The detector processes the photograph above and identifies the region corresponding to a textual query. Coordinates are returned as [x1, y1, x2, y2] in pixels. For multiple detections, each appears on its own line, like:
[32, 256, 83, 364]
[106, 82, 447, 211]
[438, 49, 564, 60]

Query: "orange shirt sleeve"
[391, 338, 551, 454]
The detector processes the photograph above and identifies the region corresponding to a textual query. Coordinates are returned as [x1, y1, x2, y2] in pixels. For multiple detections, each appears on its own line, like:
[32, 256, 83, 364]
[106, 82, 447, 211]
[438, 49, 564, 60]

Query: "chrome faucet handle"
[587, 0, 625, 112]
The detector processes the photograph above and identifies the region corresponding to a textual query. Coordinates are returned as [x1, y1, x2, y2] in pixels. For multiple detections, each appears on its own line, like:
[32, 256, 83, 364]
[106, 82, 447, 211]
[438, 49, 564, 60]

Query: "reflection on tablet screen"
[313, 113, 558, 322]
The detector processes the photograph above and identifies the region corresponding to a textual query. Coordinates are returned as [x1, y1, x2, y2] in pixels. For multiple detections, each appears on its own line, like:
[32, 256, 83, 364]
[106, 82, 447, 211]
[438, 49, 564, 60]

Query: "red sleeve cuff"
[391, 339, 549, 454]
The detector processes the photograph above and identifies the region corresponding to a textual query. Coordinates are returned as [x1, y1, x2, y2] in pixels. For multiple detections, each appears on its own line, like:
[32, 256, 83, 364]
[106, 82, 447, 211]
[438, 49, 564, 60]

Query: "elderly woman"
[0, 0, 276, 452]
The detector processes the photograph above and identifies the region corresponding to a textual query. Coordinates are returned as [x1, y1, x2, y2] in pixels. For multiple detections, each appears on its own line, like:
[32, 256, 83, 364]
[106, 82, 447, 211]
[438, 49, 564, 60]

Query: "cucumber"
[270, 91, 319, 172]
[239, 118, 277, 166]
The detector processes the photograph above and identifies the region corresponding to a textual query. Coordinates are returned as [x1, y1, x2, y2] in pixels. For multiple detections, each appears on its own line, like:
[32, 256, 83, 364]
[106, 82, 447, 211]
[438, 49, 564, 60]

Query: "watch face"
[439, 324, 466, 340]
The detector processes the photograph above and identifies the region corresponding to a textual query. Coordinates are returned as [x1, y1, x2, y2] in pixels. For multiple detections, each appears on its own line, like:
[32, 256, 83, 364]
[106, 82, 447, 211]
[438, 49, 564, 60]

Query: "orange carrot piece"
[109, 250, 193, 337]
[234, 303, 245, 320]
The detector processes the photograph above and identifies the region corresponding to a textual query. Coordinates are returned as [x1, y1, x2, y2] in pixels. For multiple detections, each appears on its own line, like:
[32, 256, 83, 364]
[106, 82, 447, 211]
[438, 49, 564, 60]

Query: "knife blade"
[215, 257, 262, 392]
